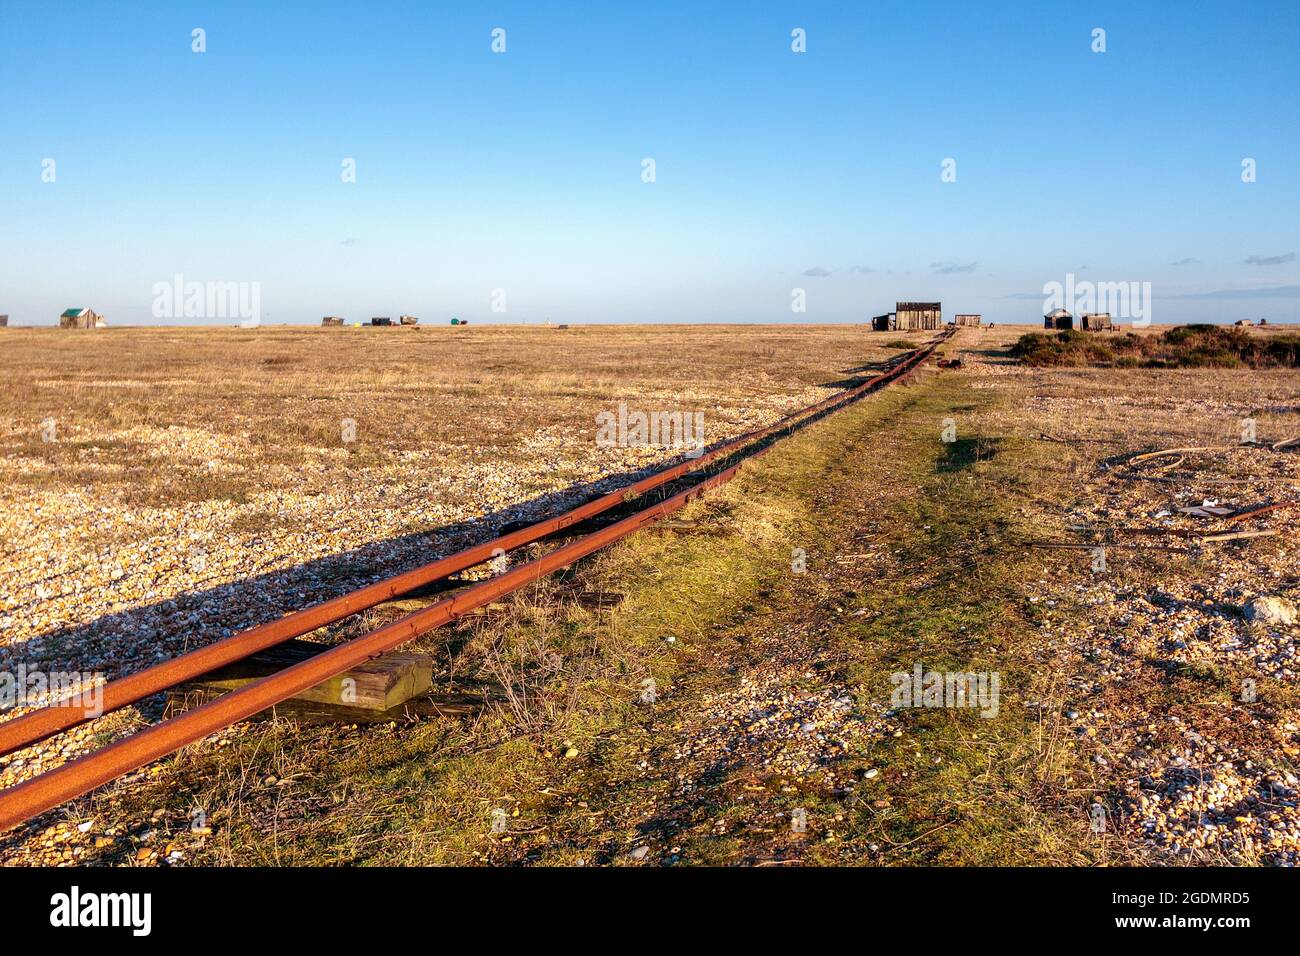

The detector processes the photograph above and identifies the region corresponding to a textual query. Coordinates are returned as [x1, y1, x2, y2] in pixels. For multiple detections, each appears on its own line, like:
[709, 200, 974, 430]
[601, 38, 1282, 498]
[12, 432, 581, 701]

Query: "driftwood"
[1028, 527, 1278, 553]
[1272, 436, 1300, 452]
[1128, 446, 1233, 466]
[1025, 540, 1190, 554]
[1195, 529, 1278, 545]
[1224, 501, 1298, 524]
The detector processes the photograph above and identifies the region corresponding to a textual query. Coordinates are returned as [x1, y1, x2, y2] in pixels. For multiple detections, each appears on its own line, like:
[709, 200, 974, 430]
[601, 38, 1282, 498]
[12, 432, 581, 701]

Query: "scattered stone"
[1244, 596, 1297, 626]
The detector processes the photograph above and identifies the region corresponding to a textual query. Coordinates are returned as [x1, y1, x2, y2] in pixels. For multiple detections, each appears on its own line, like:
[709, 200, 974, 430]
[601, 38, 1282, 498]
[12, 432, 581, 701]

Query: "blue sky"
[1, 1, 1297, 325]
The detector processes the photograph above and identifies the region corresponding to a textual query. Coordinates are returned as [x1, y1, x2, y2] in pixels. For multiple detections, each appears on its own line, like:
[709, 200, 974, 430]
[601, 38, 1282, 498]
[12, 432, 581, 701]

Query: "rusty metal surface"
[0, 330, 949, 832]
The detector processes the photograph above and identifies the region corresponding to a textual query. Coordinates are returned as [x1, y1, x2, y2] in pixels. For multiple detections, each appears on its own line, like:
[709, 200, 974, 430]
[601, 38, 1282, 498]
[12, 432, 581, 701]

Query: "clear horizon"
[2, 1, 1297, 327]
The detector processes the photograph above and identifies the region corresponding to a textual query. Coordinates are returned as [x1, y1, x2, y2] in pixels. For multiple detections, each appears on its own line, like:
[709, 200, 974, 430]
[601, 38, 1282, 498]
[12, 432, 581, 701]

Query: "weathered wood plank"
[175, 638, 433, 711]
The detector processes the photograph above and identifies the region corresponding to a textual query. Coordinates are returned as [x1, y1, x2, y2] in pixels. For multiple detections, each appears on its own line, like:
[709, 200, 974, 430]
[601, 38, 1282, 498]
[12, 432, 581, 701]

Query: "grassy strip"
[805, 382, 1104, 864]
[525, 369, 1113, 865]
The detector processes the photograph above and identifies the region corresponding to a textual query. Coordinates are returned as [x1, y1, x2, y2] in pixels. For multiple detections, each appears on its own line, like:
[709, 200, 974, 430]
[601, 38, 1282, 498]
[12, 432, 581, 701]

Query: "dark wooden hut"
[1044, 309, 1073, 331]
[895, 302, 942, 331]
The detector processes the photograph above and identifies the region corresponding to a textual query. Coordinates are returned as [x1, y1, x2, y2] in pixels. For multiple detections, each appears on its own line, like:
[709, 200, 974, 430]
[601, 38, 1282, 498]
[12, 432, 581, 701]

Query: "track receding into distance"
[0, 330, 953, 833]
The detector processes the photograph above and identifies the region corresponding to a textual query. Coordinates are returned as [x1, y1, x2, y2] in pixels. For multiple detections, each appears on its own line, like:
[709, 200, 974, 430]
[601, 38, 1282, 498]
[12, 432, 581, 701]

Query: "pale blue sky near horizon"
[1, 1, 1298, 326]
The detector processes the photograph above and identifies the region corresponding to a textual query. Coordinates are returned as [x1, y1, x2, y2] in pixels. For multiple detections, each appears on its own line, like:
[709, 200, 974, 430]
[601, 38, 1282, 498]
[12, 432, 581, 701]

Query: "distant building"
[895, 302, 942, 331]
[953, 313, 981, 327]
[0, 315, 8, 327]
[59, 308, 106, 329]
[871, 312, 895, 332]
[399, 315, 419, 325]
[321, 316, 345, 326]
[1080, 312, 1113, 331]
[370, 317, 393, 326]
[1234, 319, 1253, 327]
[1044, 309, 1073, 331]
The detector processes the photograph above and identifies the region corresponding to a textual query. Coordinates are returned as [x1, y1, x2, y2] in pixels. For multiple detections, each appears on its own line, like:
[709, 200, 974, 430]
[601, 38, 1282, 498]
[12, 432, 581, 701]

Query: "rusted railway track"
[0, 330, 952, 833]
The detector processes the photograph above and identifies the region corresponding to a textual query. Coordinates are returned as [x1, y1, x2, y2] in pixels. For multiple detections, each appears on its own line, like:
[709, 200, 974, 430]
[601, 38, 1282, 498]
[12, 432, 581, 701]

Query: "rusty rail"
[0, 330, 950, 832]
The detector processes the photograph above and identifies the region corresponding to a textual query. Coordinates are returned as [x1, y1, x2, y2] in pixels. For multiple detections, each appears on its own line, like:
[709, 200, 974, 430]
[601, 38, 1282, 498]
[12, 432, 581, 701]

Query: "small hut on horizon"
[1044, 309, 1073, 331]
[1081, 312, 1113, 331]
[321, 316, 345, 327]
[59, 308, 106, 329]
[953, 313, 981, 327]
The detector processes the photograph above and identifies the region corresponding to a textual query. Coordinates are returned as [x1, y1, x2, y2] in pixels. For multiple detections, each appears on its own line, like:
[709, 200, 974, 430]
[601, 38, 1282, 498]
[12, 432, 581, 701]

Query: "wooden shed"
[1080, 312, 1113, 331]
[0, 315, 8, 327]
[1044, 309, 1073, 331]
[953, 313, 981, 327]
[871, 312, 895, 332]
[59, 308, 106, 329]
[399, 315, 419, 326]
[321, 316, 345, 327]
[370, 317, 393, 326]
[895, 302, 942, 331]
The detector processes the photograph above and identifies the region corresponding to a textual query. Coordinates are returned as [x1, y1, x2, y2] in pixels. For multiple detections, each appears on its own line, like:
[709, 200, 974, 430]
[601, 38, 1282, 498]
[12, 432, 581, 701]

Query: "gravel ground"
[965, 328, 1300, 865]
[615, 625, 897, 865]
[7, 325, 1297, 867]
